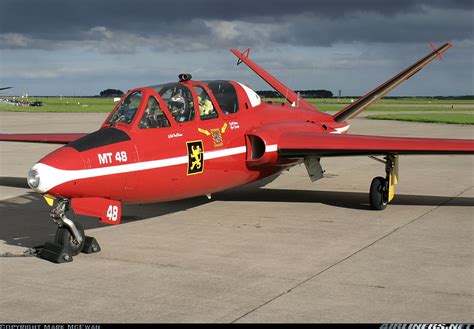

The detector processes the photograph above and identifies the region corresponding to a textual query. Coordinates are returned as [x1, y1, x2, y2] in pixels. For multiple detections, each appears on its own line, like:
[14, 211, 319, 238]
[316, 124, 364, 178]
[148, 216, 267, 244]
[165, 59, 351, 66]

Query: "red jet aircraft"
[1, 43, 473, 262]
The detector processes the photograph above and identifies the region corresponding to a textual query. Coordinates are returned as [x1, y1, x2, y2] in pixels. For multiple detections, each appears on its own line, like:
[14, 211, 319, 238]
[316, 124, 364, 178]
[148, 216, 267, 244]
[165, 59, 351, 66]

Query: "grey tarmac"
[0, 112, 473, 323]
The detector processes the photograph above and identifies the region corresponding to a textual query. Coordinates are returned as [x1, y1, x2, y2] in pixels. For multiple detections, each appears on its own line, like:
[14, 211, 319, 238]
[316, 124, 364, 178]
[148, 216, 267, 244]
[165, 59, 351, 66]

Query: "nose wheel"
[38, 199, 101, 263]
[54, 221, 85, 256]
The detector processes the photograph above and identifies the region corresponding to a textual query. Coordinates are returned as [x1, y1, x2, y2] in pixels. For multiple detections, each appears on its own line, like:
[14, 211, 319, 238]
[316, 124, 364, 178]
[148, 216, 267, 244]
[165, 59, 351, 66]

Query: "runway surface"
[0, 112, 473, 323]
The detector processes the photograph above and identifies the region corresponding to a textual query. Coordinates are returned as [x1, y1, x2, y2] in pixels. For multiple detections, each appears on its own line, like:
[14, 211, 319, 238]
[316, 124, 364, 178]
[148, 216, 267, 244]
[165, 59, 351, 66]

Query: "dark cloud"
[286, 8, 473, 46]
[0, 0, 472, 96]
[1, 0, 472, 32]
[0, 0, 472, 51]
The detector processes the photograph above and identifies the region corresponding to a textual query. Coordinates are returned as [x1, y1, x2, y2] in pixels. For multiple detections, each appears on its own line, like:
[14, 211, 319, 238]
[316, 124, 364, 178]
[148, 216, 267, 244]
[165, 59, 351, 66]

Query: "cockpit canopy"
[107, 90, 143, 125]
[203, 81, 239, 115]
[106, 80, 245, 127]
[152, 83, 196, 122]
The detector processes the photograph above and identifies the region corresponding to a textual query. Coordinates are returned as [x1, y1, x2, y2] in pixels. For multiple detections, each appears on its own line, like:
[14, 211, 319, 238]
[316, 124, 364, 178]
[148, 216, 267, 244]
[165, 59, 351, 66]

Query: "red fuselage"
[29, 80, 347, 203]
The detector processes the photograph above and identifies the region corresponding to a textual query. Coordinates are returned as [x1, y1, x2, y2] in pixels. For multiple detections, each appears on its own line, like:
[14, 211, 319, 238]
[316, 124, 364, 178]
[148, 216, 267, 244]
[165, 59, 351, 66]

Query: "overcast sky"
[0, 0, 472, 96]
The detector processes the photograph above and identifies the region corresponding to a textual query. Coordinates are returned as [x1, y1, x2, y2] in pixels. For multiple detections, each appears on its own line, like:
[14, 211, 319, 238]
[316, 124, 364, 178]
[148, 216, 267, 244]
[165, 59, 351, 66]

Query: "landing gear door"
[304, 156, 324, 182]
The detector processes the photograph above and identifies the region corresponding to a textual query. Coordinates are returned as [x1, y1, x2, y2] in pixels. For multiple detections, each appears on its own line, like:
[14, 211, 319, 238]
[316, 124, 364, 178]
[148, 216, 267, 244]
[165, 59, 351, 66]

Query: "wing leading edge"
[0, 133, 86, 144]
[332, 43, 452, 122]
[278, 132, 474, 157]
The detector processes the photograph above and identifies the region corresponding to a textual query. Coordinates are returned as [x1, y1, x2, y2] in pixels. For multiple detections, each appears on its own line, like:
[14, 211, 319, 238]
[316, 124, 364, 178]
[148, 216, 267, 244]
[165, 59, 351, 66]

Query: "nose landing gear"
[38, 199, 101, 263]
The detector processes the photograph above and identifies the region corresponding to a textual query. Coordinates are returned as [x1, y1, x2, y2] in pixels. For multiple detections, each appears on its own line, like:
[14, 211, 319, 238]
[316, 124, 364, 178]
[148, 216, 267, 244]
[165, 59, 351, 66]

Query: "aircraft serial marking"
[98, 151, 128, 165]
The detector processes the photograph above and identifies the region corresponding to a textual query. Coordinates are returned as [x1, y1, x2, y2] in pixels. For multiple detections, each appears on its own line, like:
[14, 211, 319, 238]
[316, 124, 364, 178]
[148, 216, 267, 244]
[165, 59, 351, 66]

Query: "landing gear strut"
[38, 199, 101, 263]
[369, 155, 398, 210]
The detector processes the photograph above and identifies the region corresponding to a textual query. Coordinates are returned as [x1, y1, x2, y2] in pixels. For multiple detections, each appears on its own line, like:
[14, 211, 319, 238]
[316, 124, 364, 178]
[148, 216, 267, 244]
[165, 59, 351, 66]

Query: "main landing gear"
[38, 199, 101, 263]
[369, 154, 398, 210]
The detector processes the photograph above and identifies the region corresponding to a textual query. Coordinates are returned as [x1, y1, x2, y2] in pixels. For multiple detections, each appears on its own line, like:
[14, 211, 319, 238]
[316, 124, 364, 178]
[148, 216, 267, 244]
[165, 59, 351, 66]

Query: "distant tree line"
[257, 90, 333, 98]
[96, 88, 473, 100]
[100, 89, 124, 97]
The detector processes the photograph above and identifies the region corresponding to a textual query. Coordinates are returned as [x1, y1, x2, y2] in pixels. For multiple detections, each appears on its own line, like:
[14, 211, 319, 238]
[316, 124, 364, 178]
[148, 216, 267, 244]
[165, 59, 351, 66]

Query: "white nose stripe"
[29, 145, 248, 193]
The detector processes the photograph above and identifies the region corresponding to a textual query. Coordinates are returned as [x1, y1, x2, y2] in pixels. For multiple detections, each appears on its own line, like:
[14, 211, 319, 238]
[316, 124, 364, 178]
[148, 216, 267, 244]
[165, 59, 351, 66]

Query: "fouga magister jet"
[1, 43, 473, 263]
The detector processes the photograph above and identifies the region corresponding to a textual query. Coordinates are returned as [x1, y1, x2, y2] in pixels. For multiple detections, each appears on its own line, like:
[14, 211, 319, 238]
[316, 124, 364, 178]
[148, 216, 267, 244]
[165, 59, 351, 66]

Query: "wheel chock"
[81, 236, 101, 254]
[38, 242, 73, 263]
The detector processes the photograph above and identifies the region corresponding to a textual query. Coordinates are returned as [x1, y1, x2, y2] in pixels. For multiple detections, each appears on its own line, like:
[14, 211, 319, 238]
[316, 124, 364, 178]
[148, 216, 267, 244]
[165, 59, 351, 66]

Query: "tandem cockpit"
[103, 77, 259, 130]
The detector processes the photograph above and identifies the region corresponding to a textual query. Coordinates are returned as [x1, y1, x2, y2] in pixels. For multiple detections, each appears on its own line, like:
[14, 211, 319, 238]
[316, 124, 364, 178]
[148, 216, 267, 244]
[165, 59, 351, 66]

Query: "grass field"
[265, 98, 474, 112]
[1, 96, 474, 115]
[367, 113, 474, 125]
[313, 104, 474, 112]
[265, 97, 474, 105]
[0, 97, 116, 112]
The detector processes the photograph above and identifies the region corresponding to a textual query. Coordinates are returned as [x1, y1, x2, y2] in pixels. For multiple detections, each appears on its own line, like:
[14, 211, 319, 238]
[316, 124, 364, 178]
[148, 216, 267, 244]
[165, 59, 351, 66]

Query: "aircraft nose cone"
[28, 147, 86, 194]
[27, 162, 60, 194]
[27, 167, 41, 190]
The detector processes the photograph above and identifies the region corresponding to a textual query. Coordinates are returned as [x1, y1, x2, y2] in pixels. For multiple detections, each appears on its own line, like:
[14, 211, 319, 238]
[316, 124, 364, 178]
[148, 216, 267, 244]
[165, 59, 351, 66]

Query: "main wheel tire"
[370, 176, 388, 210]
[55, 221, 85, 256]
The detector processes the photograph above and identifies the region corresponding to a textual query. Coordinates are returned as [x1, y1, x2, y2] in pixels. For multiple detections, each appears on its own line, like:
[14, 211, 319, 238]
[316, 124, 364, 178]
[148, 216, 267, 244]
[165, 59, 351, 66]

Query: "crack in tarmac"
[231, 185, 473, 323]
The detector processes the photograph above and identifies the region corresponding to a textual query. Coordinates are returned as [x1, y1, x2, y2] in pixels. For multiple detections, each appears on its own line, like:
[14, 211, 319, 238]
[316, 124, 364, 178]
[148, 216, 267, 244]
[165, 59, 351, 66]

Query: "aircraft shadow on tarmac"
[0, 176, 473, 250]
[215, 187, 474, 209]
[0, 189, 212, 250]
[0, 176, 28, 188]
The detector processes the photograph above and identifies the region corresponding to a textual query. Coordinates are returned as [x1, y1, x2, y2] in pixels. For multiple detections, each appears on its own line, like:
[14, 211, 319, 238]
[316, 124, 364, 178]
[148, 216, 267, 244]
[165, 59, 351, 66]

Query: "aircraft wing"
[0, 133, 86, 144]
[277, 132, 474, 157]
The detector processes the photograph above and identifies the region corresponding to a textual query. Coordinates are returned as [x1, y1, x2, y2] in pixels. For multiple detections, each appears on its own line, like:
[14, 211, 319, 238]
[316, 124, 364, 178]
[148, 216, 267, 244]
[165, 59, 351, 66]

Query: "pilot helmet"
[170, 94, 184, 107]
[168, 95, 185, 117]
